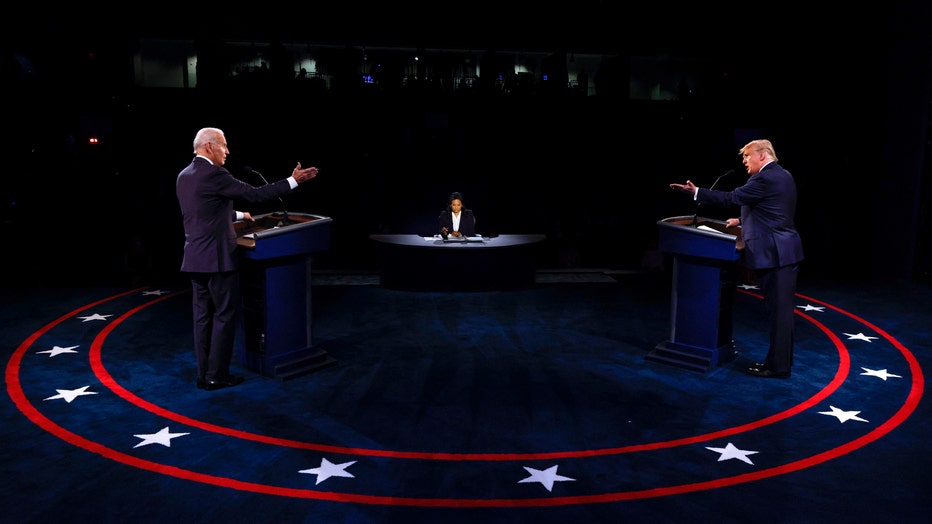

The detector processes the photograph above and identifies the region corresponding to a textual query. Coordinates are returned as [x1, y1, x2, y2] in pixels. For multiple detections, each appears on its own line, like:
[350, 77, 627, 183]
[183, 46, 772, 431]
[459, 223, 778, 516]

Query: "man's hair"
[193, 127, 223, 153]
[739, 139, 778, 161]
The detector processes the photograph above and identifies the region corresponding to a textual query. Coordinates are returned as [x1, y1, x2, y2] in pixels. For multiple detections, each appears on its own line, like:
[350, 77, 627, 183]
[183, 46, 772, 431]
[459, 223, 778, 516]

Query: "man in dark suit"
[176, 127, 320, 390]
[670, 139, 804, 378]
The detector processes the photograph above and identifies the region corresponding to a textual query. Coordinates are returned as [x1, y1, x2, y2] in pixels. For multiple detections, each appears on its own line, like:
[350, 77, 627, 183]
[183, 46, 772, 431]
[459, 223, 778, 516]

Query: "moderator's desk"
[369, 234, 546, 291]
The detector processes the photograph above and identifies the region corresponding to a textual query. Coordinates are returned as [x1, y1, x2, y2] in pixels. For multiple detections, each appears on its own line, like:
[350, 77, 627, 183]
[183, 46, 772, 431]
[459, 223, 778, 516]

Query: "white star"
[133, 426, 190, 448]
[298, 458, 357, 485]
[860, 367, 902, 381]
[842, 332, 879, 342]
[796, 304, 825, 312]
[818, 405, 869, 423]
[36, 345, 80, 357]
[705, 442, 759, 465]
[518, 465, 575, 492]
[77, 313, 113, 322]
[142, 289, 168, 296]
[738, 284, 759, 290]
[43, 385, 98, 403]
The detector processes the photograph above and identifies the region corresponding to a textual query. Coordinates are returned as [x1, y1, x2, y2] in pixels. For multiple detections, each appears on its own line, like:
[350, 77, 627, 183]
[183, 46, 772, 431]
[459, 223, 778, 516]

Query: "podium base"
[241, 346, 337, 381]
[647, 340, 737, 373]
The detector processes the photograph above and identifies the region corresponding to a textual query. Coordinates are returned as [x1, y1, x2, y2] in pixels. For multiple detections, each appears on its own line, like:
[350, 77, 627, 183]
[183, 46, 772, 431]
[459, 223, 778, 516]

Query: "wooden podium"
[234, 211, 335, 380]
[649, 215, 743, 372]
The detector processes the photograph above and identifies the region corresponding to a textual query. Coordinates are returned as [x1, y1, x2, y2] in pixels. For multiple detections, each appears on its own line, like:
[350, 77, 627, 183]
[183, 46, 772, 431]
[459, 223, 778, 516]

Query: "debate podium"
[234, 211, 335, 380]
[649, 215, 743, 372]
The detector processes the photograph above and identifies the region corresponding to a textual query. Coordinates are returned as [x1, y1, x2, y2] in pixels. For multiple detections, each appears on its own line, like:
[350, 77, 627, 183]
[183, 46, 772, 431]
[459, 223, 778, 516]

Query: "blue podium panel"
[650, 216, 742, 372]
[235, 212, 335, 380]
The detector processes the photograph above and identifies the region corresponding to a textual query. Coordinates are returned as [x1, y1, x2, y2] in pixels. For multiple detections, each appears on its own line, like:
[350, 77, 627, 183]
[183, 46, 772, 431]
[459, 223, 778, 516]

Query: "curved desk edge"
[369, 234, 546, 248]
[369, 234, 547, 290]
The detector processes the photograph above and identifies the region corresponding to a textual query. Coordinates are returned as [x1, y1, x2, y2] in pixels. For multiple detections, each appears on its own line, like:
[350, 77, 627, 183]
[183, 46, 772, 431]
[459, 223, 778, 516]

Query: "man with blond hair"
[670, 139, 804, 378]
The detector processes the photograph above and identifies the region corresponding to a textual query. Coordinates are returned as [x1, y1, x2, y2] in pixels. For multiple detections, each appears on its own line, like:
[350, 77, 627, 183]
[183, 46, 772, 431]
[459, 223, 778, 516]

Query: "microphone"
[710, 169, 736, 190]
[694, 169, 736, 225]
[243, 166, 289, 226]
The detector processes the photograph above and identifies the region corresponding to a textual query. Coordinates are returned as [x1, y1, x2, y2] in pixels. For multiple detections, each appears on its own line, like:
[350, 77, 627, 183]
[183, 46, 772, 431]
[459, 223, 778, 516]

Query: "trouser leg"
[190, 274, 213, 381]
[206, 271, 240, 380]
[758, 264, 798, 373]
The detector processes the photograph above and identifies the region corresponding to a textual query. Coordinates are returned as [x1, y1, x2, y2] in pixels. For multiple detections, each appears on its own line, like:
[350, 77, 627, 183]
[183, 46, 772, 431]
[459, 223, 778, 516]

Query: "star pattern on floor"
[8, 284, 920, 507]
[42, 386, 97, 403]
[142, 290, 168, 296]
[796, 304, 825, 312]
[737, 284, 759, 290]
[518, 465, 575, 492]
[36, 345, 79, 357]
[842, 332, 879, 342]
[77, 313, 113, 322]
[818, 405, 869, 423]
[298, 458, 357, 484]
[705, 442, 759, 465]
[860, 367, 902, 381]
[134, 426, 190, 448]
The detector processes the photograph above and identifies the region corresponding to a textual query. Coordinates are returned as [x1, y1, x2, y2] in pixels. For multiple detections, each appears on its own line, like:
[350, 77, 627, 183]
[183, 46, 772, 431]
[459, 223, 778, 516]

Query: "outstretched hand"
[292, 162, 319, 183]
[669, 180, 697, 195]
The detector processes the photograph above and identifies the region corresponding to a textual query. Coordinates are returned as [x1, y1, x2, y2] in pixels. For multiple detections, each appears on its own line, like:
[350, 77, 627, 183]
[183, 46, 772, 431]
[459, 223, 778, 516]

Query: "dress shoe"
[196, 378, 207, 390]
[203, 375, 245, 390]
[744, 365, 790, 379]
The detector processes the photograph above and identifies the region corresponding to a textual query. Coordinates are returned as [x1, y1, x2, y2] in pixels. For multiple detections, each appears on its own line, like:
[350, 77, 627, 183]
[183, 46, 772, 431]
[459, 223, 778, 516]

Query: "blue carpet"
[1, 272, 929, 523]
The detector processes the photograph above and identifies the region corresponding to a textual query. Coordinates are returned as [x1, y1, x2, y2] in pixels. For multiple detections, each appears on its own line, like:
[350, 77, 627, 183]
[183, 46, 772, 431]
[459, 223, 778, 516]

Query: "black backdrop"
[3, 5, 931, 287]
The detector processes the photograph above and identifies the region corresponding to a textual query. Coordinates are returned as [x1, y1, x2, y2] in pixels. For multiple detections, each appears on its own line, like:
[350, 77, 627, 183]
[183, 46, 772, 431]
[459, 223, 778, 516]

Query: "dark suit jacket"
[438, 208, 476, 237]
[176, 157, 294, 273]
[697, 162, 804, 270]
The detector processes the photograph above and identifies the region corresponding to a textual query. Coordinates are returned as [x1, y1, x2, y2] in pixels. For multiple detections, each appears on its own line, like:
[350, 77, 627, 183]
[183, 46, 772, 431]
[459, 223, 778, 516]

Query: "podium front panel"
[235, 211, 335, 379]
[651, 216, 741, 372]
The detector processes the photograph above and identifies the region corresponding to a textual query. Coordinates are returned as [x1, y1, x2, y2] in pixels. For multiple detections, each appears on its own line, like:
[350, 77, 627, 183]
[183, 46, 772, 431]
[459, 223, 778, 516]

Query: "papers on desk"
[696, 225, 719, 233]
[448, 235, 484, 243]
[426, 235, 485, 242]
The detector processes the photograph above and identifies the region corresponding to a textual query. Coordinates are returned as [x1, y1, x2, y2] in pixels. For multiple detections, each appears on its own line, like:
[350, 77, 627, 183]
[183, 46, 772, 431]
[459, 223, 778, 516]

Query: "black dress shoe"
[203, 375, 245, 390]
[745, 365, 791, 379]
[196, 378, 207, 390]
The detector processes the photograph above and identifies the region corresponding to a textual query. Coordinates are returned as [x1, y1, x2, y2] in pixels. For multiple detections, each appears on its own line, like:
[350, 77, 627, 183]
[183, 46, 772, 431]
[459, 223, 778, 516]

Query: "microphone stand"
[693, 169, 735, 225]
[243, 166, 289, 226]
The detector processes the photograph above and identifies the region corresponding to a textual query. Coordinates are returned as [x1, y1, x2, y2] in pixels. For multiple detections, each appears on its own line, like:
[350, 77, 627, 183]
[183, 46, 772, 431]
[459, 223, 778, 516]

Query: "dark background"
[2, 4, 930, 287]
